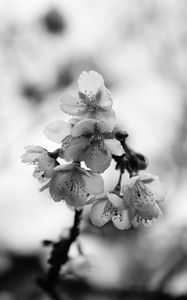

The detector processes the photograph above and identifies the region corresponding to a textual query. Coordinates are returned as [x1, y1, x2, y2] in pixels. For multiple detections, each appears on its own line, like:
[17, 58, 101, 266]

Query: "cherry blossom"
[48, 163, 104, 208]
[60, 119, 124, 173]
[22, 70, 166, 233]
[60, 71, 116, 125]
[21, 146, 57, 182]
[122, 173, 165, 226]
[90, 192, 131, 230]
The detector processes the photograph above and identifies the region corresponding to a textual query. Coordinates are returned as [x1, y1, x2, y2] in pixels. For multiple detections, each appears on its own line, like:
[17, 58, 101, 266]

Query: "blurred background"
[0, 0, 187, 299]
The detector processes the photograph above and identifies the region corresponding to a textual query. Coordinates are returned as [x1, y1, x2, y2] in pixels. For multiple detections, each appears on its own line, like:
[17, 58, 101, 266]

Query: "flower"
[48, 163, 104, 208]
[43, 118, 124, 173]
[90, 192, 131, 230]
[61, 119, 124, 173]
[90, 173, 165, 230]
[122, 173, 165, 226]
[21, 146, 57, 182]
[60, 70, 116, 125]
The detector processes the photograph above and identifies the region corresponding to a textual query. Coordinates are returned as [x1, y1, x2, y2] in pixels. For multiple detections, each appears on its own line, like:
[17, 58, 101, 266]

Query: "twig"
[114, 170, 124, 194]
[38, 209, 82, 300]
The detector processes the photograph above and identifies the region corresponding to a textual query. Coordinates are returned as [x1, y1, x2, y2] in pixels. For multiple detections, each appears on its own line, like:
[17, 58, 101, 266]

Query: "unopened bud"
[114, 128, 128, 141]
[135, 153, 149, 170]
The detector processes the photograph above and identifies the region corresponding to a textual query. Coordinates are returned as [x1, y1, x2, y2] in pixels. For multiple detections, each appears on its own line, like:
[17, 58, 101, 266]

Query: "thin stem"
[117, 171, 123, 186]
[114, 170, 124, 194]
[38, 209, 82, 299]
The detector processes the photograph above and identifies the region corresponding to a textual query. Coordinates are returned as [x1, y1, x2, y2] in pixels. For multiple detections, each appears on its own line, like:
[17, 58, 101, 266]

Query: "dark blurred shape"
[114, 129, 129, 141]
[56, 66, 74, 89]
[135, 152, 149, 170]
[0, 253, 12, 276]
[21, 83, 44, 103]
[0, 254, 43, 299]
[113, 150, 148, 175]
[41, 8, 66, 35]
[42, 240, 53, 247]
[0, 292, 14, 300]
[58, 278, 186, 300]
[113, 129, 148, 173]
[124, 150, 149, 173]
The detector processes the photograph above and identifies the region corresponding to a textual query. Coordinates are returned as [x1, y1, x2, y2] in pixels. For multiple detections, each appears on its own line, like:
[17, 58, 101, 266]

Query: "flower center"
[79, 91, 100, 111]
[63, 169, 89, 202]
[85, 134, 107, 159]
[133, 180, 155, 210]
[102, 202, 122, 222]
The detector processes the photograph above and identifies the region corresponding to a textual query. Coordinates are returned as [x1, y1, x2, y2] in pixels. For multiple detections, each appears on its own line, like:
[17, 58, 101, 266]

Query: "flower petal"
[137, 202, 162, 221]
[112, 209, 132, 230]
[139, 173, 158, 181]
[49, 171, 68, 202]
[132, 180, 157, 211]
[104, 139, 124, 156]
[21, 152, 41, 164]
[71, 119, 97, 137]
[24, 145, 46, 153]
[107, 193, 126, 209]
[60, 92, 86, 116]
[132, 215, 141, 228]
[122, 186, 132, 207]
[97, 85, 113, 109]
[33, 167, 47, 182]
[62, 136, 88, 161]
[54, 163, 76, 172]
[43, 121, 71, 143]
[96, 119, 114, 133]
[144, 178, 166, 202]
[139, 174, 165, 202]
[90, 199, 110, 227]
[122, 175, 140, 191]
[40, 181, 50, 192]
[80, 109, 116, 131]
[38, 153, 56, 178]
[68, 117, 81, 128]
[59, 135, 74, 161]
[82, 171, 104, 195]
[142, 218, 157, 227]
[152, 204, 162, 218]
[21, 146, 46, 163]
[78, 71, 104, 96]
[80, 145, 112, 173]
[49, 167, 90, 207]
[94, 109, 116, 127]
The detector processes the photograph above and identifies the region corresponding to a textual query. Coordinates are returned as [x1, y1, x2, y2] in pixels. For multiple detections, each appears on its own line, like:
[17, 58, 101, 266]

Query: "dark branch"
[38, 209, 82, 299]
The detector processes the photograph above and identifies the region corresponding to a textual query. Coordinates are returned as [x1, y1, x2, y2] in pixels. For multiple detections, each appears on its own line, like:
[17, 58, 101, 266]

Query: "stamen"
[102, 202, 113, 219]
[102, 203, 123, 223]
[112, 209, 123, 222]
[66, 170, 88, 200]
[79, 91, 100, 111]
[133, 180, 155, 209]
[61, 135, 73, 151]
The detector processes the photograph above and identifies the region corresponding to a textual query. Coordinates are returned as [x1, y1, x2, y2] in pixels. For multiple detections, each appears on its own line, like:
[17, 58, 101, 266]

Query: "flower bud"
[135, 153, 149, 170]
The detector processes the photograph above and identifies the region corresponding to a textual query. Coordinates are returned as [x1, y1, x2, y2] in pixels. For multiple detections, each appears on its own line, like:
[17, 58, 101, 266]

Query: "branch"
[38, 209, 82, 300]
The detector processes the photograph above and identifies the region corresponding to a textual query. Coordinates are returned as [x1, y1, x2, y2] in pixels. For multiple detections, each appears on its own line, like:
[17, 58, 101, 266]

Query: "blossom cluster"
[22, 71, 165, 229]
